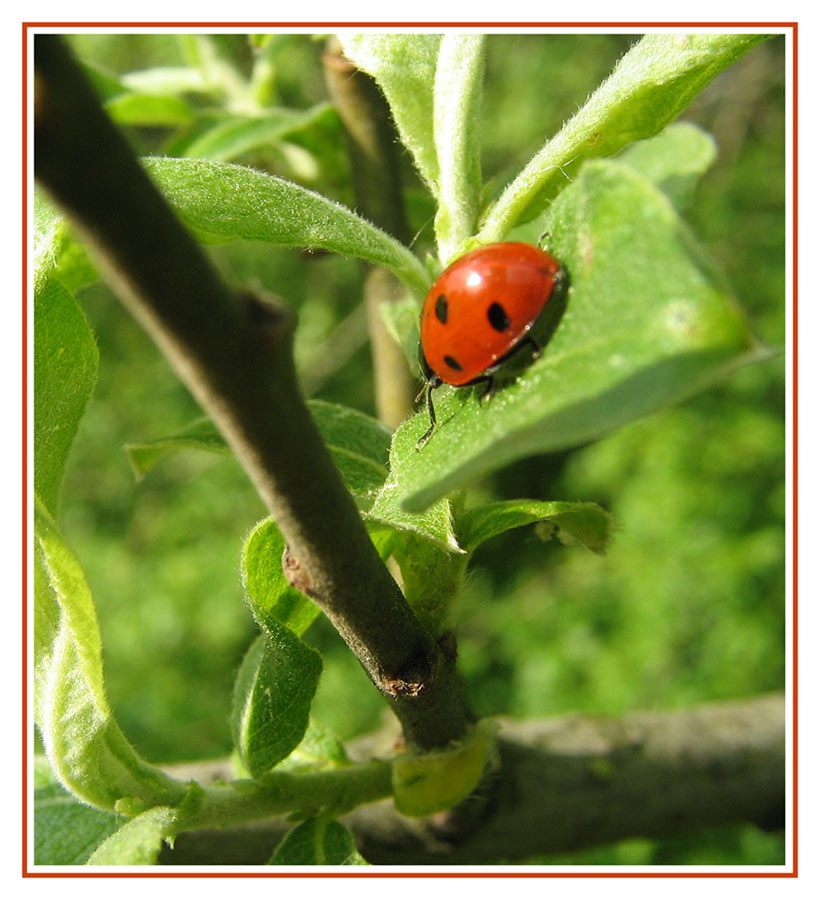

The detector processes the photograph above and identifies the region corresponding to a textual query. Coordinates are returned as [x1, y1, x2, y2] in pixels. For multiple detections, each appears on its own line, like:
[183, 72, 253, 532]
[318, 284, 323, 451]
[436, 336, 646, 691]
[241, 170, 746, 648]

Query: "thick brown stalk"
[33, 34, 470, 751]
[158, 693, 785, 865]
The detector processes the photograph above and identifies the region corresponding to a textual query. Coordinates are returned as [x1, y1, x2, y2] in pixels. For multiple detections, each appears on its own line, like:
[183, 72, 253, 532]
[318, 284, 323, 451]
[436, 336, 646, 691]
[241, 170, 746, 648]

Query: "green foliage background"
[56, 33, 784, 865]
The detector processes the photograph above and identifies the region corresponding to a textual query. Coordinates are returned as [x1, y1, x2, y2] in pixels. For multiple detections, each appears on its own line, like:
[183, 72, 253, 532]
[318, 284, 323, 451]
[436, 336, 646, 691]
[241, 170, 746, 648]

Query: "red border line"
[22, 21, 797, 878]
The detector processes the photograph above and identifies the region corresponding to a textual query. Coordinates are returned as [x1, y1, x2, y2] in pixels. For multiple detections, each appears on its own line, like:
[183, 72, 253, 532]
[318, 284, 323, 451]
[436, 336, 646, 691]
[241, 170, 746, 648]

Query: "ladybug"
[416, 241, 566, 446]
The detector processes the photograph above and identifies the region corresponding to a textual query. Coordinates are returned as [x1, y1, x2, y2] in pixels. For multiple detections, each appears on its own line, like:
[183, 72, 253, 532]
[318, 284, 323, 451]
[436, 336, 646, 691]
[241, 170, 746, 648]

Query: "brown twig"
[323, 38, 417, 429]
[33, 34, 470, 751]
[158, 693, 785, 864]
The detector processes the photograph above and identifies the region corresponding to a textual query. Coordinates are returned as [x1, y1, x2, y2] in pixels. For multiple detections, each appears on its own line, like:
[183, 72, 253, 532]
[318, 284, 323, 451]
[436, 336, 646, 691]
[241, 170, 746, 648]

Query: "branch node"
[282, 544, 320, 599]
[382, 650, 436, 697]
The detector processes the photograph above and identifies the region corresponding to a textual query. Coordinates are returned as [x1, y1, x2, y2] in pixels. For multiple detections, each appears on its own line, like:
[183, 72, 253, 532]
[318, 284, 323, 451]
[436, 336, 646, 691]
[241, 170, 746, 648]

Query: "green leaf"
[125, 417, 232, 478]
[34, 779, 124, 865]
[394, 159, 764, 512]
[34, 496, 186, 810]
[340, 34, 442, 195]
[105, 92, 194, 127]
[388, 532, 468, 636]
[309, 400, 392, 508]
[144, 157, 430, 297]
[128, 400, 390, 509]
[180, 103, 336, 161]
[34, 191, 66, 294]
[34, 279, 99, 514]
[86, 807, 177, 865]
[242, 518, 320, 636]
[457, 499, 613, 555]
[433, 34, 485, 261]
[231, 632, 322, 780]
[618, 122, 717, 210]
[121, 65, 210, 95]
[393, 720, 497, 817]
[269, 817, 368, 865]
[479, 33, 769, 238]
[276, 718, 350, 772]
[367, 483, 461, 553]
[380, 291, 422, 368]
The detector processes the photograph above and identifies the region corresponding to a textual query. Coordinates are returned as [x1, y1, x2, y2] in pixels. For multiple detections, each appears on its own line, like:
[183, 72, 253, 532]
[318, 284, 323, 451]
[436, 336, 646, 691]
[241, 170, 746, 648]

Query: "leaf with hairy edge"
[269, 817, 368, 865]
[479, 33, 770, 238]
[86, 807, 177, 865]
[457, 499, 613, 555]
[34, 496, 186, 811]
[231, 632, 322, 780]
[242, 518, 319, 636]
[433, 34, 485, 261]
[392, 159, 765, 512]
[144, 157, 430, 297]
[34, 279, 99, 514]
[340, 34, 442, 195]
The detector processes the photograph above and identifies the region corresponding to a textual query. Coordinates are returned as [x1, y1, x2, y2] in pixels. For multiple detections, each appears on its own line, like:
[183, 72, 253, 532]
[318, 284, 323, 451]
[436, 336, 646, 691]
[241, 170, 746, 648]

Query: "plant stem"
[176, 761, 393, 833]
[323, 38, 417, 429]
[34, 34, 470, 751]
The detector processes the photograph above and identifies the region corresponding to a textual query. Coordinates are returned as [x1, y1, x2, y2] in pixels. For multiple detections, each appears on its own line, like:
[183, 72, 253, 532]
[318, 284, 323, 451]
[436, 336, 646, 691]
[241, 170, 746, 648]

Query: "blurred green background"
[57, 33, 785, 865]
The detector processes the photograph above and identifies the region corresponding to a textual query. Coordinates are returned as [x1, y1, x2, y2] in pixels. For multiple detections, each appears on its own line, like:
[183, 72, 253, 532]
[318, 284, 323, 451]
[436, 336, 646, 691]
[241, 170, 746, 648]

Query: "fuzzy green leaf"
[395, 159, 764, 512]
[340, 34, 442, 195]
[34, 279, 99, 514]
[144, 157, 430, 296]
[457, 499, 613, 555]
[269, 817, 368, 865]
[34, 778, 124, 865]
[86, 807, 177, 865]
[231, 632, 322, 780]
[34, 496, 186, 811]
[479, 33, 769, 239]
[433, 34, 485, 261]
[242, 518, 320, 636]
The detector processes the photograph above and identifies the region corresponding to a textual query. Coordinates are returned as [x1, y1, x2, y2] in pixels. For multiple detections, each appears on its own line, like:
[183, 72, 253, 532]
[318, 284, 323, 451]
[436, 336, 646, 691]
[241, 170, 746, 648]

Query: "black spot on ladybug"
[444, 354, 462, 371]
[435, 294, 448, 324]
[487, 302, 511, 332]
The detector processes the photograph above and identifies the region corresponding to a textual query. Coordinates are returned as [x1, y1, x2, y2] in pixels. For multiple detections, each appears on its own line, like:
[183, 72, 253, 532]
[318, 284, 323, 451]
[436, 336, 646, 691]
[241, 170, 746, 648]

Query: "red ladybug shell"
[420, 242, 561, 386]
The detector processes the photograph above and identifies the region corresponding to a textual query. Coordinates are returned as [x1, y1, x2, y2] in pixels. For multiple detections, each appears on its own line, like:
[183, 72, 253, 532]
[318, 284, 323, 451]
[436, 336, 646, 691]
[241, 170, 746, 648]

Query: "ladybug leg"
[477, 375, 495, 406]
[416, 375, 442, 448]
[520, 334, 543, 359]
